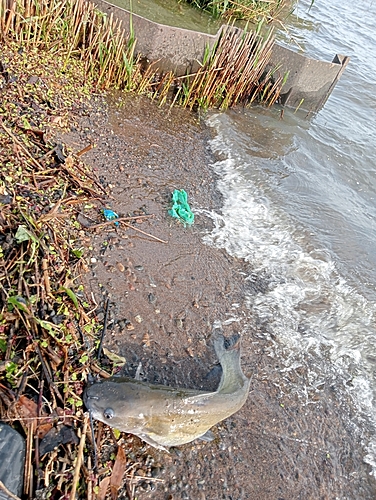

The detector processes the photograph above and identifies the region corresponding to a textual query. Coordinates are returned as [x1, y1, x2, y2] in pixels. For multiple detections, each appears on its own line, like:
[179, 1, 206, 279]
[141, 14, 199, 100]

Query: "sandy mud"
[62, 94, 376, 499]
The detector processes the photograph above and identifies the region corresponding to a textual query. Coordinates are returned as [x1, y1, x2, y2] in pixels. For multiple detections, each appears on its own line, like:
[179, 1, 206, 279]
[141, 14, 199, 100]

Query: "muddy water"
[109, 0, 221, 34]
[63, 94, 376, 499]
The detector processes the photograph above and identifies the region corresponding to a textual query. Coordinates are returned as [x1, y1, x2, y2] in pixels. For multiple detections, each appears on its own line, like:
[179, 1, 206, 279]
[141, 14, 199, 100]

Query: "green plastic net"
[168, 189, 194, 225]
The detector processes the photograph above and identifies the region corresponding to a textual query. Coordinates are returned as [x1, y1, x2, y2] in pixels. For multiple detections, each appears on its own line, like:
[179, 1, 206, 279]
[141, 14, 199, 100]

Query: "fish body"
[84, 331, 250, 450]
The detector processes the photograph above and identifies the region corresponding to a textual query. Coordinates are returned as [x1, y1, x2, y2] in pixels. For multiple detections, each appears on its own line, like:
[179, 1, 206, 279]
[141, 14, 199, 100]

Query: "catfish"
[84, 329, 250, 450]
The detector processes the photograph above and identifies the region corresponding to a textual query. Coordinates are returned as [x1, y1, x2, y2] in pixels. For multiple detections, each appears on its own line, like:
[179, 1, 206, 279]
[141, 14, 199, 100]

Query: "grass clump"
[0, 41, 103, 497]
[171, 23, 282, 110]
[1, 0, 140, 90]
[183, 0, 291, 22]
[0, 40, 161, 499]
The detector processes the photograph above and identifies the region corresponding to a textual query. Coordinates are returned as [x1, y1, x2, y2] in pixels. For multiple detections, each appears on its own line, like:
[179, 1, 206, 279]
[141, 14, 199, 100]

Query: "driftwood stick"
[86, 215, 153, 230]
[120, 221, 167, 244]
[97, 298, 110, 360]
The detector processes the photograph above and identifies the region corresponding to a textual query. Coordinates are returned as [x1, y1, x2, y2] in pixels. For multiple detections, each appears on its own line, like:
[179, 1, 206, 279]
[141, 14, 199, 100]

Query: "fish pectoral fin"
[198, 429, 215, 442]
[138, 433, 170, 452]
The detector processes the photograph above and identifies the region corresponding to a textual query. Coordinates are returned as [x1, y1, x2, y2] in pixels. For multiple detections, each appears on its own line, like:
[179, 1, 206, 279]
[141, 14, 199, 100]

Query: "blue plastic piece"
[103, 209, 119, 226]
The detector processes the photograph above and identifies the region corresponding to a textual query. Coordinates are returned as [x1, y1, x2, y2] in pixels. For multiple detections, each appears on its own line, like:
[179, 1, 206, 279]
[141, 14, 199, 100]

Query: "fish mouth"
[83, 385, 100, 413]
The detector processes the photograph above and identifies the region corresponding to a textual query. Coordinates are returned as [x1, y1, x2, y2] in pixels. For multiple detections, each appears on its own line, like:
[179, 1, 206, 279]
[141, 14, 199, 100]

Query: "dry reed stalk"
[1, 0, 282, 110]
[179, 24, 280, 110]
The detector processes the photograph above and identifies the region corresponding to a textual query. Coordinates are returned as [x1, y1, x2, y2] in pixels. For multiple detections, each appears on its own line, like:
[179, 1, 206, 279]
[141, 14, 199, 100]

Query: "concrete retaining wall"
[92, 0, 349, 113]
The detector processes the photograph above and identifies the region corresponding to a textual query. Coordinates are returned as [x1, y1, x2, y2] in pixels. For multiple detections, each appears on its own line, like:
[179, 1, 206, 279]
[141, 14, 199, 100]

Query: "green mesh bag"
[168, 189, 194, 225]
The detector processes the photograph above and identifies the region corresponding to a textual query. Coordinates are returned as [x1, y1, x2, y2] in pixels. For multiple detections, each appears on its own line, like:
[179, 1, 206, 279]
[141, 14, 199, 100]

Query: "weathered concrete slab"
[92, 0, 349, 113]
[92, 0, 218, 75]
[268, 45, 349, 113]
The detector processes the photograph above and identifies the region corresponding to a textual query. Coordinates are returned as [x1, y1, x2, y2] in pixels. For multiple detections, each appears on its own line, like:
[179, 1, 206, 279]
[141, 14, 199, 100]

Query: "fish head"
[84, 378, 147, 432]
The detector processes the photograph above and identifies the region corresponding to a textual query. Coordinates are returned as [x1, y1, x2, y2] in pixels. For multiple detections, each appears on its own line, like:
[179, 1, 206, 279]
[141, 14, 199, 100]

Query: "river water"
[113, 0, 376, 485]
[202, 0, 376, 483]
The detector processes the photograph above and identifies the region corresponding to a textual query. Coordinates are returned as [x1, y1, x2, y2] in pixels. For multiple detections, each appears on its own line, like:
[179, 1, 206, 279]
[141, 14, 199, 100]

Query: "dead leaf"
[103, 347, 126, 367]
[142, 332, 150, 347]
[96, 476, 110, 500]
[110, 445, 127, 500]
[14, 395, 53, 439]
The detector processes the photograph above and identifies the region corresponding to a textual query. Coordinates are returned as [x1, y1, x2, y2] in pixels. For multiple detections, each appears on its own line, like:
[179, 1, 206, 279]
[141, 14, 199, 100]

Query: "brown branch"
[0, 481, 21, 500]
[0, 120, 43, 170]
[69, 413, 89, 500]
[120, 221, 168, 244]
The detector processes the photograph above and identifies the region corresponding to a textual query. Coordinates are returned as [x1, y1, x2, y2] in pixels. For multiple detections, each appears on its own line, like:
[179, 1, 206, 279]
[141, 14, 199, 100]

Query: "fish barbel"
[84, 329, 250, 450]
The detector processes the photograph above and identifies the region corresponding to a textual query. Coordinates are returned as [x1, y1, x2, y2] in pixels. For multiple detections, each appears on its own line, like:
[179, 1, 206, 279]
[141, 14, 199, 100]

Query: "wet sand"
[63, 94, 376, 499]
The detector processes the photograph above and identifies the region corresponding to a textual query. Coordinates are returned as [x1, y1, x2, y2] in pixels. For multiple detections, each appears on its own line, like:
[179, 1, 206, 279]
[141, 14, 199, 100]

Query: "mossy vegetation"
[182, 0, 292, 22]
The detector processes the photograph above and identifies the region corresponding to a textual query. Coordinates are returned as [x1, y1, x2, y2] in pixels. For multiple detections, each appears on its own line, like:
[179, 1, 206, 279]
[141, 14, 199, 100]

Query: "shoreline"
[61, 93, 376, 499]
[1, 39, 374, 498]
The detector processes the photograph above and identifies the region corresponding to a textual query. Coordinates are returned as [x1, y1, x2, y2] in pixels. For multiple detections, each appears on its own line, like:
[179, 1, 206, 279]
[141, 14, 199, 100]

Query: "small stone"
[90, 257, 97, 264]
[116, 262, 125, 272]
[134, 315, 142, 323]
[151, 467, 161, 478]
[134, 265, 144, 271]
[51, 314, 65, 325]
[148, 293, 156, 303]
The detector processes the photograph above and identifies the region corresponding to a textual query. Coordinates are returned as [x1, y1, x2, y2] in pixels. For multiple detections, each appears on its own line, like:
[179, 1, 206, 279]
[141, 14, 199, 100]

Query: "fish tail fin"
[212, 326, 249, 394]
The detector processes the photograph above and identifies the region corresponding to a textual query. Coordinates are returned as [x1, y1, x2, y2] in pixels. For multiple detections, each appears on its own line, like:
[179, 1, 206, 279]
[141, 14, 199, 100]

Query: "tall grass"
[0, 0, 141, 89]
[0, 0, 282, 109]
[172, 23, 283, 109]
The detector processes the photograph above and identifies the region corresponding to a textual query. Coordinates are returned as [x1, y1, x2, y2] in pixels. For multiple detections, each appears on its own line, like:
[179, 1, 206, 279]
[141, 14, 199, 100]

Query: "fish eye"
[103, 407, 115, 419]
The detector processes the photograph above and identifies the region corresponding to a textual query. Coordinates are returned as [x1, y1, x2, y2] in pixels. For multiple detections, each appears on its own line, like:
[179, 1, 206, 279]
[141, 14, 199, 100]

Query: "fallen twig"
[120, 221, 168, 244]
[0, 481, 21, 500]
[89, 411, 98, 472]
[0, 120, 44, 171]
[76, 144, 94, 157]
[69, 413, 89, 500]
[97, 298, 110, 360]
[86, 214, 153, 229]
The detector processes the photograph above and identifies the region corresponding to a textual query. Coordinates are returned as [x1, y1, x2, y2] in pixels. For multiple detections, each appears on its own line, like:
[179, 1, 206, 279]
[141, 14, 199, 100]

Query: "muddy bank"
[62, 95, 376, 499]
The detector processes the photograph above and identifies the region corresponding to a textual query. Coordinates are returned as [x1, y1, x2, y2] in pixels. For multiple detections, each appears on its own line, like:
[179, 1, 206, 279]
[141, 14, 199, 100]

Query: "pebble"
[134, 315, 143, 323]
[90, 257, 97, 263]
[116, 262, 125, 272]
[151, 466, 161, 478]
[96, 312, 105, 322]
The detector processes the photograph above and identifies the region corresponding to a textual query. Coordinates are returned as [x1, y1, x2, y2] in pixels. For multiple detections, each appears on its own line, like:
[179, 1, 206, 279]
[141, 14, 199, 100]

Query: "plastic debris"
[168, 189, 194, 225]
[0, 423, 25, 500]
[103, 208, 119, 226]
